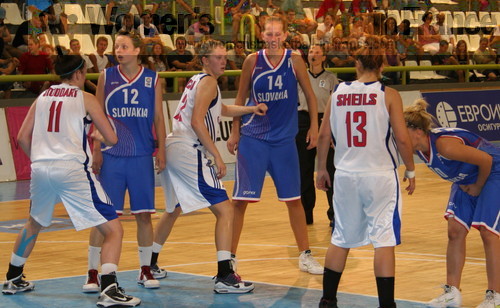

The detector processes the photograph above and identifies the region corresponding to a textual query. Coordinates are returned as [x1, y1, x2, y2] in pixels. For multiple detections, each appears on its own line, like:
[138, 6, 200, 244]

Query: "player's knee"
[478, 227, 496, 242]
[447, 221, 467, 241]
[135, 212, 153, 226]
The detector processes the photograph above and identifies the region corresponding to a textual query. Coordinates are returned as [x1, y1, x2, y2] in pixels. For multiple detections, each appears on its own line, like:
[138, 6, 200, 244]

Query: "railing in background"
[1, 64, 499, 92]
[239, 14, 256, 52]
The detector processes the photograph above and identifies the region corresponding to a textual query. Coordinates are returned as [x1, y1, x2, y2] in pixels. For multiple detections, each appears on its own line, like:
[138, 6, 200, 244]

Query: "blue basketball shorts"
[233, 135, 300, 202]
[99, 154, 155, 215]
[445, 172, 500, 236]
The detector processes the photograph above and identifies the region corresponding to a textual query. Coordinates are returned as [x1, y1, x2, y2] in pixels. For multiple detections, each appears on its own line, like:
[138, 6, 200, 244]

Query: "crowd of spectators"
[0, 0, 499, 98]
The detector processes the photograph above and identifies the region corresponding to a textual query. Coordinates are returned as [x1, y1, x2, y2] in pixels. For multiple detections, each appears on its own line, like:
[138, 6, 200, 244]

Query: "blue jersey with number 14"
[103, 65, 158, 157]
[241, 49, 298, 143]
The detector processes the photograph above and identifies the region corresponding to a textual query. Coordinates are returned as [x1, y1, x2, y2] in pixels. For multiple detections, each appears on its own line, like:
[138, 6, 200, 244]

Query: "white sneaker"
[214, 272, 254, 294]
[428, 285, 462, 307]
[97, 283, 141, 307]
[476, 290, 500, 308]
[137, 266, 160, 289]
[150, 264, 167, 279]
[298, 250, 323, 275]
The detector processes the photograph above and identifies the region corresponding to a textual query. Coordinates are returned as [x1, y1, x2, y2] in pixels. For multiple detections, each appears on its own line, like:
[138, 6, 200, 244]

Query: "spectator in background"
[150, 0, 197, 31]
[383, 38, 401, 84]
[0, 7, 17, 59]
[89, 36, 112, 73]
[0, 57, 19, 99]
[288, 34, 308, 63]
[18, 37, 53, 95]
[106, 0, 141, 34]
[431, 40, 464, 82]
[453, 39, 469, 65]
[227, 41, 248, 90]
[473, 37, 498, 80]
[255, 12, 269, 48]
[168, 36, 200, 92]
[138, 11, 160, 40]
[119, 13, 138, 35]
[225, 0, 251, 41]
[418, 11, 441, 55]
[148, 42, 169, 93]
[398, 19, 422, 63]
[349, 0, 374, 15]
[69, 39, 97, 93]
[315, 0, 346, 19]
[384, 17, 399, 40]
[434, 12, 453, 47]
[286, 9, 317, 37]
[186, 14, 213, 45]
[12, 14, 44, 55]
[316, 14, 335, 46]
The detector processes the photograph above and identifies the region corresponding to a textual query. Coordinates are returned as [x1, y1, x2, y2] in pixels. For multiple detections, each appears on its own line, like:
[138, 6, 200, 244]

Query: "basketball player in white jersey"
[2, 55, 141, 307]
[151, 40, 267, 293]
[316, 37, 416, 308]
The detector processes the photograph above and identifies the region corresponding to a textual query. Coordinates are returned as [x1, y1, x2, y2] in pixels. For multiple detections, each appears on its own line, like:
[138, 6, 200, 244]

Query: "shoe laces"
[484, 290, 494, 302]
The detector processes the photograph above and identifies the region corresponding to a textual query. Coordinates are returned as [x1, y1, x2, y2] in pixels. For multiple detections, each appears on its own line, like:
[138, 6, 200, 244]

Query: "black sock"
[376, 276, 396, 308]
[6, 263, 23, 280]
[323, 268, 342, 302]
[150, 252, 159, 266]
[217, 260, 233, 278]
[100, 272, 117, 291]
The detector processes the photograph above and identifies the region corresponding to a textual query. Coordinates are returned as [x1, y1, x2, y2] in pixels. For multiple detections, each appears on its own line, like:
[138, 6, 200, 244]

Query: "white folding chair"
[453, 11, 466, 29]
[1, 3, 25, 25]
[387, 10, 401, 25]
[53, 34, 71, 50]
[64, 3, 89, 24]
[405, 60, 424, 80]
[159, 34, 174, 50]
[465, 11, 480, 29]
[468, 34, 480, 52]
[420, 60, 447, 80]
[303, 8, 314, 21]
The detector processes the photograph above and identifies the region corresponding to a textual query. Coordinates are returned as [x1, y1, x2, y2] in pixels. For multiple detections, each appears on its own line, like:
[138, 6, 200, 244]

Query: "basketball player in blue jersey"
[82, 31, 167, 292]
[316, 37, 416, 308]
[2, 55, 141, 307]
[150, 39, 267, 293]
[227, 16, 324, 275]
[404, 99, 499, 308]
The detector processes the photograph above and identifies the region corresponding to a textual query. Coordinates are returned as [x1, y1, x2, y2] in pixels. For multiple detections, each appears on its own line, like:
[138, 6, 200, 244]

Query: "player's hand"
[215, 156, 226, 179]
[92, 150, 103, 174]
[254, 103, 268, 116]
[227, 131, 240, 155]
[316, 169, 331, 191]
[459, 183, 481, 196]
[306, 127, 318, 150]
[403, 177, 415, 195]
[155, 147, 166, 174]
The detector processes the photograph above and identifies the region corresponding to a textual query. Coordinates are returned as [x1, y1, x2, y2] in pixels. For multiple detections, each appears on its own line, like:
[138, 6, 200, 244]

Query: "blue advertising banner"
[421, 90, 500, 141]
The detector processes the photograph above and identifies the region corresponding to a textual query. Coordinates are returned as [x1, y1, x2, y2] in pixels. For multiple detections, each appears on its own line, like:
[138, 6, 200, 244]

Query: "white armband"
[405, 170, 415, 179]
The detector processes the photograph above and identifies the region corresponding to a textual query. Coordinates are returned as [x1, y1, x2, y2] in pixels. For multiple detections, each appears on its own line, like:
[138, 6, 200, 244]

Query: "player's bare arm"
[84, 92, 117, 147]
[316, 97, 333, 192]
[92, 73, 106, 173]
[17, 100, 37, 157]
[192, 76, 226, 179]
[292, 52, 318, 150]
[227, 52, 257, 155]
[387, 87, 416, 194]
[154, 76, 167, 173]
[436, 137, 493, 196]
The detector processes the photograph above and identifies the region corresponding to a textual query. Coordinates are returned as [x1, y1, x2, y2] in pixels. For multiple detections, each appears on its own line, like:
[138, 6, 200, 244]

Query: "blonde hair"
[195, 39, 225, 65]
[403, 99, 437, 133]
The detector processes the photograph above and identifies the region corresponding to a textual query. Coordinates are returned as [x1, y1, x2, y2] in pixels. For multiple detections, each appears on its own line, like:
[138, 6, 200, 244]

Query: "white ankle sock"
[101, 263, 117, 275]
[138, 246, 153, 267]
[88, 246, 101, 270]
[217, 250, 232, 262]
[152, 242, 163, 254]
[10, 253, 27, 267]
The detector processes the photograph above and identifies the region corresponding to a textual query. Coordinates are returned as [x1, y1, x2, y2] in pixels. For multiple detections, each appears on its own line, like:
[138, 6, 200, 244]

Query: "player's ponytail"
[355, 36, 384, 72]
[54, 55, 86, 80]
[404, 98, 437, 134]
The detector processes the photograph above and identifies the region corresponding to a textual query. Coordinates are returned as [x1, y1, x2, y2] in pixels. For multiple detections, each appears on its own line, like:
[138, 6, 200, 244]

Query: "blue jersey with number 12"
[241, 49, 298, 143]
[103, 65, 158, 157]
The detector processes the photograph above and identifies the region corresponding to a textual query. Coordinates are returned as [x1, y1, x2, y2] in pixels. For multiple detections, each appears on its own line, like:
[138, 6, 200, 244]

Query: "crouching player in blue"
[404, 99, 499, 308]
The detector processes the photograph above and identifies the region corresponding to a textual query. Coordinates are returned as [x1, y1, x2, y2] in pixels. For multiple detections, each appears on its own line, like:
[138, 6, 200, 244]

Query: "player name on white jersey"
[336, 93, 378, 106]
[43, 87, 78, 98]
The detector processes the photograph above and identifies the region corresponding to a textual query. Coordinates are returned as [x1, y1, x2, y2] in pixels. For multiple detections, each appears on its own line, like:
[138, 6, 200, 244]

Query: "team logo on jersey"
[145, 77, 153, 88]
